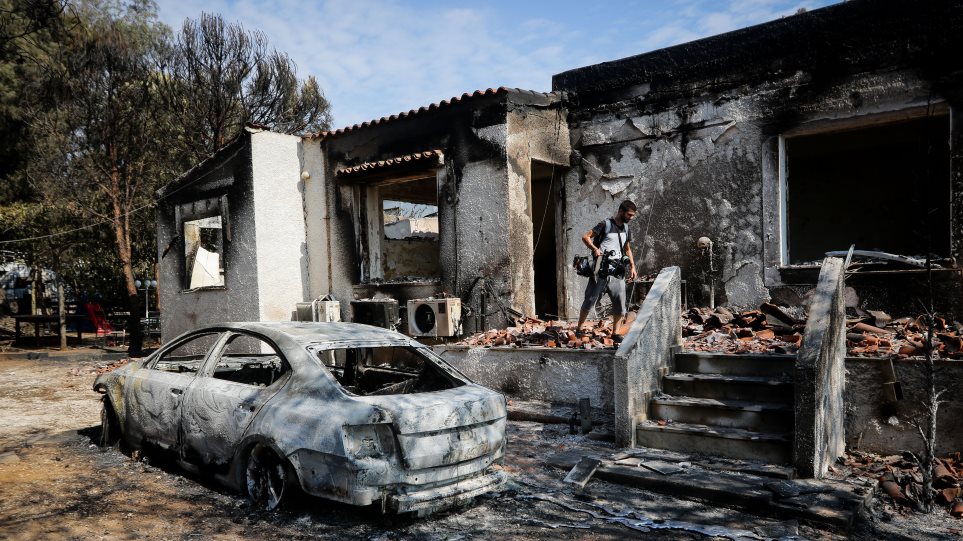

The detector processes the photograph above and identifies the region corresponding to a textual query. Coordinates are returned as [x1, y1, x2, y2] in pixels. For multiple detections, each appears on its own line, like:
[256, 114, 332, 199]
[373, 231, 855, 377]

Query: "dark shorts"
[580, 274, 626, 316]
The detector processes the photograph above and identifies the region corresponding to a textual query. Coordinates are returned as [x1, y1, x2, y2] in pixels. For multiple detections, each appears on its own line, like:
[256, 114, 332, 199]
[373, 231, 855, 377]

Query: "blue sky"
[155, 0, 840, 129]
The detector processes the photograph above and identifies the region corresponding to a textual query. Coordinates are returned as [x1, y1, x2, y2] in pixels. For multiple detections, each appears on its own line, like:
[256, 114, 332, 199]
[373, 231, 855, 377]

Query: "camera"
[598, 250, 630, 279]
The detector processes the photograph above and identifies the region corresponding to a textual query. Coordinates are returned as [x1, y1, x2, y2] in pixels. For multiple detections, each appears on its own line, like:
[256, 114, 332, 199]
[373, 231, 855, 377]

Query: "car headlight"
[342, 424, 396, 459]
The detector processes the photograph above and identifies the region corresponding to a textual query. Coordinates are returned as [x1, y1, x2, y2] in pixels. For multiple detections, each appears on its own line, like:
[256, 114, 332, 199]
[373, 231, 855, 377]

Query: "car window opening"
[316, 346, 463, 395]
[211, 334, 290, 387]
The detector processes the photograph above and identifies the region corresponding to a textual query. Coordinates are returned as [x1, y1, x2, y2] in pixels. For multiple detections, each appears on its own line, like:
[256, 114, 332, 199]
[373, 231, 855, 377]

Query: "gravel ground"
[0, 355, 957, 540]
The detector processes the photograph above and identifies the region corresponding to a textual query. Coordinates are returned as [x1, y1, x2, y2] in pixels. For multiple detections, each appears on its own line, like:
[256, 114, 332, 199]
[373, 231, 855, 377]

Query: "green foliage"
[0, 1, 332, 309]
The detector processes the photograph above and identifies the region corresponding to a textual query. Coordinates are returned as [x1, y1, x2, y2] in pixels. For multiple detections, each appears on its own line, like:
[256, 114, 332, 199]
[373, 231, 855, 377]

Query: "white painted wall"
[250, 131, 310, 321]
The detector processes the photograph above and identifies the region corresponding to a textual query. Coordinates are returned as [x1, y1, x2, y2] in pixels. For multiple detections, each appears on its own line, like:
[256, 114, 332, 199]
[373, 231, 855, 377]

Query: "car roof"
[209, 321, 414, 347]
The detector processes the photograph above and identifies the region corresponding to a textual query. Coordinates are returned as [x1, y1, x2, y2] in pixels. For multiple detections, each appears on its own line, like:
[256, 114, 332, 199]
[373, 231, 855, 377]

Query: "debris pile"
[96, 358, 129, 374]
[682, 303, 806, 355]
[845, 311, 963, 360]
[459, 315, 634, 349]
[842, 450, 963, 517]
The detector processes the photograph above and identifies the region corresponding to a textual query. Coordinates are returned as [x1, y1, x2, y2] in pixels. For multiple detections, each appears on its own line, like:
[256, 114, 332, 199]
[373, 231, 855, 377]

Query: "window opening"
[784, 114, 950, 264]
[210, 333, 288, 387]
[315, 346, 462, 396]
[152, 332, 221, 373]
[366, 173, 439, 282]
[184, 216, 225, 289]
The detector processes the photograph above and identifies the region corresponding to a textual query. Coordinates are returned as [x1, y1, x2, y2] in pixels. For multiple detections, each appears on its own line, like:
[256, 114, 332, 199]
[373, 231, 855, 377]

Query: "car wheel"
[245, 444, 291, 511]
[99, 399, 121, 447]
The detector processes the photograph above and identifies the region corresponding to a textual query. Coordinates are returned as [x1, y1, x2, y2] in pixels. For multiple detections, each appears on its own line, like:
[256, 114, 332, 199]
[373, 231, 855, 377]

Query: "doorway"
[531, 161, 562, 319]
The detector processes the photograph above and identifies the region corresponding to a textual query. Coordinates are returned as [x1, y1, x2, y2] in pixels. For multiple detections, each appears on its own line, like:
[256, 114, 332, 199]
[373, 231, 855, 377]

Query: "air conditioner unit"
[351, 299, 400, 330]
[295, 298, 341, 322]
[407, 298, 462, 337]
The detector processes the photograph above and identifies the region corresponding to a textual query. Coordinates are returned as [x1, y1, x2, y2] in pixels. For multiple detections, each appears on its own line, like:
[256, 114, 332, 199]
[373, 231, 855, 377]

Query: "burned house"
[158, 89, 570, 340]
[158, 0, 962, 341]
[554, 0, 963, 319]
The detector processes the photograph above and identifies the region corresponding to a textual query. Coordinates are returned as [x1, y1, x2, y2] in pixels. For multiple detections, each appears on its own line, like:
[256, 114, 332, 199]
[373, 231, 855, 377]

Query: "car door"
[124, 331, 226, 450]
[179, 331, 291, 466]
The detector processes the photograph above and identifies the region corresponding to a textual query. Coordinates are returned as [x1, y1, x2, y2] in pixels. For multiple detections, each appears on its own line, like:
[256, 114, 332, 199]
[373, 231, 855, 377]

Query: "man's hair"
[619, 200, 637, 212]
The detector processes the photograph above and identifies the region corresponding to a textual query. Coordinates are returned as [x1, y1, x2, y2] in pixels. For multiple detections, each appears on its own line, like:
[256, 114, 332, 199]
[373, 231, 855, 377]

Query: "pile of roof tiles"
[95, 358, 129, 374]
[682, 303, 806, 355]
[842, 450, 963, 516]
[845, 310, 963, 360]
[458, 315, 633, 350]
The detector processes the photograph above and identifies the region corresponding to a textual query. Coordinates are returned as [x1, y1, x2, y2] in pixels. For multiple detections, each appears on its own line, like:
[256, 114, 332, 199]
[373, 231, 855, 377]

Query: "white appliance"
[295, 297, 341, 322]
[407, 298, 462, 337]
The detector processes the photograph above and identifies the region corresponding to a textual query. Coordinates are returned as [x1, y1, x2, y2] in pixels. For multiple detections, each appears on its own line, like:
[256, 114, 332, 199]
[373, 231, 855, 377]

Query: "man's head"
[617, 200, 637, 222]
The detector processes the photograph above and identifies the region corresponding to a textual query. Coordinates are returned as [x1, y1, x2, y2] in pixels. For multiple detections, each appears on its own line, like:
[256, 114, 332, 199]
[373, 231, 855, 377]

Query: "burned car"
[93, 322, 507, 513]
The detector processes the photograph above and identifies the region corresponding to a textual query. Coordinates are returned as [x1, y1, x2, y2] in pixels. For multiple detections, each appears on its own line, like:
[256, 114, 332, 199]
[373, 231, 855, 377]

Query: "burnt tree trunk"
[110, 163, 143, 356]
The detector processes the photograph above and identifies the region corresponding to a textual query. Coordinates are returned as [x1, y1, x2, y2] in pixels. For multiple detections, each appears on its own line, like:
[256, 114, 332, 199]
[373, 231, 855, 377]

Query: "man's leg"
[578, 276, 606, 330]
[608, 278, 627, 335]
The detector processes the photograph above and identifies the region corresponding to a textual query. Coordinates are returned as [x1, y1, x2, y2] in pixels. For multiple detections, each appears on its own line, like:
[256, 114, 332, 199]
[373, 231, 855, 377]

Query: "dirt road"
[0, 355, 942, 540]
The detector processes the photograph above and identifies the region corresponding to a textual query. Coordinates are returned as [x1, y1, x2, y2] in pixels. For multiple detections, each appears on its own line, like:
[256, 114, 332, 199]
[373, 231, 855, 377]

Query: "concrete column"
[794, 256, 846, 478]
[613, 266, 682, 447]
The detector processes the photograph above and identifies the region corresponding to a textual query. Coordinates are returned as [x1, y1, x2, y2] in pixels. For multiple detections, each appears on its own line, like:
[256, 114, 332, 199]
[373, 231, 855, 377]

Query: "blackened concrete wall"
[157, 135, 260, 341]
[553, 0, 963, 318]
[436, 346, 615, 412]
[156, 130, 308, 341]
[319, 91, 568, 329]
[845, 357, 963, 456]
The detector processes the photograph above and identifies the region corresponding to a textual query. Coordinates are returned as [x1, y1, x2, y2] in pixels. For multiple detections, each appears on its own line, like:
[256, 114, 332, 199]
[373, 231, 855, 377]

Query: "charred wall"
[157, 135, 261, 341]
[554, 0, 963, 317]
[319, 91, 568, 330]
[321, 95, 515, 327]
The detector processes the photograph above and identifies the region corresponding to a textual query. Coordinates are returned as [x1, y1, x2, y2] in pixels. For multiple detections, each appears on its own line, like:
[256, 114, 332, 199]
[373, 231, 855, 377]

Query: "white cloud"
[155, 0, 839, 128]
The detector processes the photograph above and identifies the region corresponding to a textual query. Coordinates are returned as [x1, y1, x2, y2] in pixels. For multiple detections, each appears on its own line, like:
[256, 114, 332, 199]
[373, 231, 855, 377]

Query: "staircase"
[635, 351, 796, 464]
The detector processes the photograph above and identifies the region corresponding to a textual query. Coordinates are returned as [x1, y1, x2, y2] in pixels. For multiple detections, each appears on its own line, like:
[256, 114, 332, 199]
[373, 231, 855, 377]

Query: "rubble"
[96, 358, 129, 375]
[845, 311, 963, 360]
[683, 303, 963, 360]
[840, 450, 963, 517]
[458, 315, 635, 350]
[682, 305, 805, 355]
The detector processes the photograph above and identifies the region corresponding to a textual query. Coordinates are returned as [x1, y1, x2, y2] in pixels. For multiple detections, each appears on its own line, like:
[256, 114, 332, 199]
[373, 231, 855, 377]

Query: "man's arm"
[624, 241, 637, 281]
[582, 229, 602, 257]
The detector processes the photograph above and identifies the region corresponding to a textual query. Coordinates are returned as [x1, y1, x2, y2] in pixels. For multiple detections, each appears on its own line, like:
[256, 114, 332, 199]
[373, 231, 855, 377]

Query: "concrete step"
[547, 449, 869, 531]
[674, 352, 796, 378]
[650, 396, 793, 432]
[662, 373, 794, 403]
[636, 420, 792, 464]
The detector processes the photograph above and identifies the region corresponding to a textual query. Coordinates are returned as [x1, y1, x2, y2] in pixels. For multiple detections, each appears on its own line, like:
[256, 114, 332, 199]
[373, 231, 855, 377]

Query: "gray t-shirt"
[591, 219, 631, 257]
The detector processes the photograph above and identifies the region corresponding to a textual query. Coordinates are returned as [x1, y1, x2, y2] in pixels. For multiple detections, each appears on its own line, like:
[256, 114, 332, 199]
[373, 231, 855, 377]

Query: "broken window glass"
[314, 346, 462, 396]
[184, 216, 225, 289]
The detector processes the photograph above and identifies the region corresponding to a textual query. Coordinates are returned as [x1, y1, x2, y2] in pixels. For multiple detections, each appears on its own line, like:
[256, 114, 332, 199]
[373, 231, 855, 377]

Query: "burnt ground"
[0, 356, 956, 541]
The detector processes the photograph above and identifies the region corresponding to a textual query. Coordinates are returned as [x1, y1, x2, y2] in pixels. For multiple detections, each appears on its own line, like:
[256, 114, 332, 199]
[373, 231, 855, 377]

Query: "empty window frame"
[210, 333, 289, 387]
[361, 174, 440, 282]
[177, 196, 229, 290]
[151, 332, 222, 373]
[782, 114, 951, 264]
[314, 345, 462, 396]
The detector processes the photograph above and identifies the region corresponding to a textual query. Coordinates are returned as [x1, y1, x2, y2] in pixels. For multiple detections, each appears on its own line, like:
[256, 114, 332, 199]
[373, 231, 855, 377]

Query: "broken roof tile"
[336, 150, 443, 178]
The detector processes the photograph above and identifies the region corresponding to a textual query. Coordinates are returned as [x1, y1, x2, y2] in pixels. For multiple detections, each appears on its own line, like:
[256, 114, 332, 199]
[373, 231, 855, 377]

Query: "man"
[577, 200, 637, 337]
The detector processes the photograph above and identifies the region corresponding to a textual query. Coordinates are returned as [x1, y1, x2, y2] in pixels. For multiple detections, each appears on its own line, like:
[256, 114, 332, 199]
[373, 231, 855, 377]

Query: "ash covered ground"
[0, 356, 956, 540]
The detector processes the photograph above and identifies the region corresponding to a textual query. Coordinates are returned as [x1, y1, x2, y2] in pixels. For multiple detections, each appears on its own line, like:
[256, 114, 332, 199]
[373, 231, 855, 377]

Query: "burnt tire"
[245, 444, 293, 511]
[99, 399, 121, 447]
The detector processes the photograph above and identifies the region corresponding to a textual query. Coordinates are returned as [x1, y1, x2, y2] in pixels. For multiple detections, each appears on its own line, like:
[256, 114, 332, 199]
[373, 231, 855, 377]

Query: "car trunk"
[361, 386, 506, 470]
